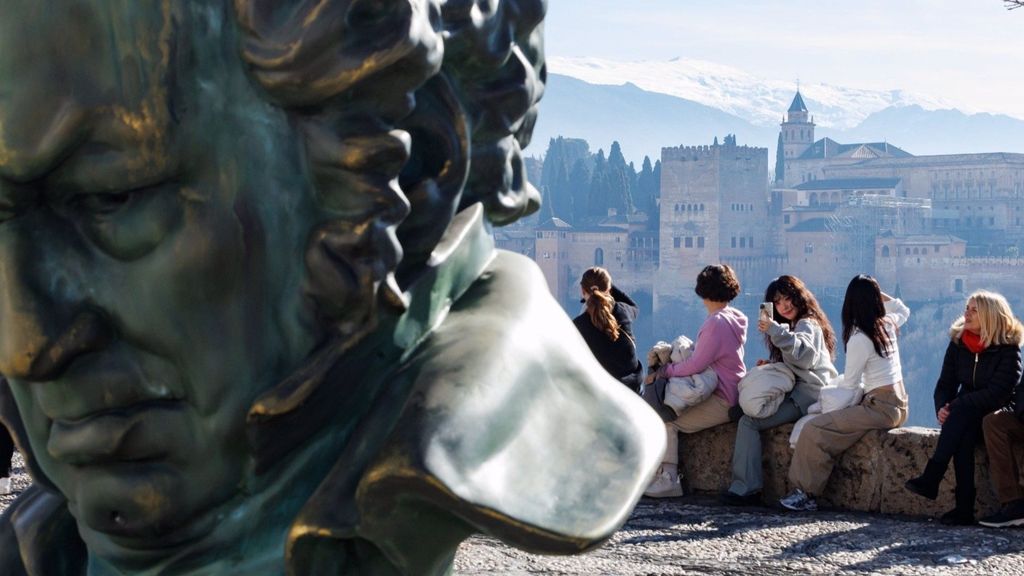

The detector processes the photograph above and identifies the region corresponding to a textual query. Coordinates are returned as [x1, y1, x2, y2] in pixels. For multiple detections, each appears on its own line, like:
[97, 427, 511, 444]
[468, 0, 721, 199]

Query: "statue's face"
[0, 3, 320, 552]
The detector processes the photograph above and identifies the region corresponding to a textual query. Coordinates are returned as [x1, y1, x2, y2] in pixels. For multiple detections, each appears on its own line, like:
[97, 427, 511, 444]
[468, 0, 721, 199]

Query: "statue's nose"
[0, 227, 113, 381]
[0, 307, 113, 381]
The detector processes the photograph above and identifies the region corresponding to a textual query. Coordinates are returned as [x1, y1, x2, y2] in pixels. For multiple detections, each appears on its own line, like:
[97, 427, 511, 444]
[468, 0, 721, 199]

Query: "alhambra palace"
[500, 92, 1024, 325]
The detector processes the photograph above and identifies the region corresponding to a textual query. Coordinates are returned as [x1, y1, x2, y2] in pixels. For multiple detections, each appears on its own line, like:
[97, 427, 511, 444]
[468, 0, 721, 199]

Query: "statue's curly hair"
[233, 0, 545, 302]
[231, 0, 547, 463]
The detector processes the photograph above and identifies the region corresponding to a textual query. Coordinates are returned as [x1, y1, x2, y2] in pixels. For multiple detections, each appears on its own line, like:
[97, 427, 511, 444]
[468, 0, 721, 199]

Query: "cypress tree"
[774, 132, 785, 185]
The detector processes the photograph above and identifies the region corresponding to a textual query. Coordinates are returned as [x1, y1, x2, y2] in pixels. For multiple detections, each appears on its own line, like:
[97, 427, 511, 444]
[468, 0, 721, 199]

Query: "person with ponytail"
[906, 290, 1024, 525]
[778, 275, 909, 512]
[573, 267, 643, 391]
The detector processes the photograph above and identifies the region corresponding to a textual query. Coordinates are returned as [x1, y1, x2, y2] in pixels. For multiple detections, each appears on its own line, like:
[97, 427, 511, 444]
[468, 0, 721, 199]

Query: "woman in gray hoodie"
[721, 275, 838, 505]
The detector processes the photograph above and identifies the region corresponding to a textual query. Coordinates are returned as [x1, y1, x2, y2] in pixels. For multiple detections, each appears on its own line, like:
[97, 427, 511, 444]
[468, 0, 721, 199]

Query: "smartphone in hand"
[759, 302, 774, 323]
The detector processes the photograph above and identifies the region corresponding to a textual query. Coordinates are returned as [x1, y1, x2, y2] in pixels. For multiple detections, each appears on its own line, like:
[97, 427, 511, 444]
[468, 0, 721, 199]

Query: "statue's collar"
[246, 204, 494, 469]
[393, 203, 496, 355]
[280, 204, 497, 574]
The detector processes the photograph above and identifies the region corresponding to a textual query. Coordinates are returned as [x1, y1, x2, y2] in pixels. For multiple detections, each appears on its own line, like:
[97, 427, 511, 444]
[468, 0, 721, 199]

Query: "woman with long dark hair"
[573, 267, 643, 390]
[722, 275, 837, 505]
[778, 275, 909, 512]
[905, 290, 1023, 525]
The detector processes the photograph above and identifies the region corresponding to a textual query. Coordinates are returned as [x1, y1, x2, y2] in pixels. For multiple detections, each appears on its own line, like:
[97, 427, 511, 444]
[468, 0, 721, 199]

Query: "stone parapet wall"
[677, 423, 1001, 517]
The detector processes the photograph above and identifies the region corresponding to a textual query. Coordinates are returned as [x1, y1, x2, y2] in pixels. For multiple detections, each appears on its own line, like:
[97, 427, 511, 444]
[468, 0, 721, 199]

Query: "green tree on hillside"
[774, 133, 785, 185]
[540, 137, 590, 223]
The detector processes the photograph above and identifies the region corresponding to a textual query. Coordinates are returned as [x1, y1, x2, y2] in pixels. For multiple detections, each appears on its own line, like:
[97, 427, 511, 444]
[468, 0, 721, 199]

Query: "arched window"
[809, 192, 818, 206]
[700, 203, 705, 211]
[882, 245, 890, 257]
[594, 248, 604, 266]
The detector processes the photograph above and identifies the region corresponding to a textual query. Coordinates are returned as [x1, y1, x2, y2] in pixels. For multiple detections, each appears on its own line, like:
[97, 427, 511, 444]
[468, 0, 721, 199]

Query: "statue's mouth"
[46, 399, 187, 466]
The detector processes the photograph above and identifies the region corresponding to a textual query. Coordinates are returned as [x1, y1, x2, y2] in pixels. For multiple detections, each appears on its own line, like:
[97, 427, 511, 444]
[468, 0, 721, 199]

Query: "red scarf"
[962, 330, 987, 354]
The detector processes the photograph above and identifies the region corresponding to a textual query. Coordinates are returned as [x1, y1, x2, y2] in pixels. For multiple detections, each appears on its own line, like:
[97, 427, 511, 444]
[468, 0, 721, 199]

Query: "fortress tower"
[781, 91, 815, 166]
[654, 135, 770, 332]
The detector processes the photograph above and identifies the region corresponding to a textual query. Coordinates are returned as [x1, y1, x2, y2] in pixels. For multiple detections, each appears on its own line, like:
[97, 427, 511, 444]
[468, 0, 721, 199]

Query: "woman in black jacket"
[905, 290, 1024, 525]
[573, 267, 643, 391]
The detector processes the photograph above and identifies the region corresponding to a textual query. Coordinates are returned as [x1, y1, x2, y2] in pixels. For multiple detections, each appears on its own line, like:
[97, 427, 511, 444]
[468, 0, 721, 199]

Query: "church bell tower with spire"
[780, 89, 815, 168]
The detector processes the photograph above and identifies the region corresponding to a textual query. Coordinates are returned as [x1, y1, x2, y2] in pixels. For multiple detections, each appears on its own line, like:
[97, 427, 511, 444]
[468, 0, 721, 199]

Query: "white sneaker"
[643, 469, 683, 498]
[0, 477, 11, 496]
[779, 488, 818, 511]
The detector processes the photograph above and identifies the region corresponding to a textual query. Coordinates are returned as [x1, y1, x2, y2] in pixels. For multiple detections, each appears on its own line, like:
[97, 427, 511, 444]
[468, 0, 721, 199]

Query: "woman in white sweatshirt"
[779, 274, 910, 512]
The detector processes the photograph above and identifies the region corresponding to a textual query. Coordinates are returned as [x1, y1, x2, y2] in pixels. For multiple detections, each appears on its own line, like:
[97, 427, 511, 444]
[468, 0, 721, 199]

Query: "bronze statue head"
[0, 0, 550, 571]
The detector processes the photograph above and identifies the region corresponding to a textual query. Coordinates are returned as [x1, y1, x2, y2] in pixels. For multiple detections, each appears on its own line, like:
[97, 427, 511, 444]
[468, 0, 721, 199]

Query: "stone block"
[672, 421, 1002, 518]
[818, 429, 886, 511]
[879, 427, 999, 518]
[759, 424, 795, 500]
[677, 422, 735, 494]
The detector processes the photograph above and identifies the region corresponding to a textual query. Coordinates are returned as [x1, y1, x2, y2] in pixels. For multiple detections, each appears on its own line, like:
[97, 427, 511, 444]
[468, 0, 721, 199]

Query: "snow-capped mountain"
[549, 56, 962, 130]
[528, 73, 1024, 166]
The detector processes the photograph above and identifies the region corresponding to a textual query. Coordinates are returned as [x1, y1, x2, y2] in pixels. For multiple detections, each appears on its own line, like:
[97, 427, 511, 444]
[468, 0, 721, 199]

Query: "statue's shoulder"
[0, 486, 86, 576]
[359, 249, 664, 552]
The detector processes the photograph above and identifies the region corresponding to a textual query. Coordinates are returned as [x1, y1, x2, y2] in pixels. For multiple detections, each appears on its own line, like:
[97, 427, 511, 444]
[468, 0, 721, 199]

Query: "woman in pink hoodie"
[644, 264, 748, 498]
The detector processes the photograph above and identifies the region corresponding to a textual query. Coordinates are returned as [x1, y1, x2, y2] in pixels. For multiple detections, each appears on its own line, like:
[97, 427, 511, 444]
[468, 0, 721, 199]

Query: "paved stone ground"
[455, 497, 1024, 575]
[5, 454, 1023, 574]
[0, 451, 29, 512]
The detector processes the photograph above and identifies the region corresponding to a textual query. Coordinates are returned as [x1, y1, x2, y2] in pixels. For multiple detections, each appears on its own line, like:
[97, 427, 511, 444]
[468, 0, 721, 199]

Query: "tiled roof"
[536, 217, 572, 230]
[797, 138, 912, 160]
[787, 217, 830, 233]
[788, 91, 808, 113]
[794, 178, 902, 191]
[894, 234, 966, 245]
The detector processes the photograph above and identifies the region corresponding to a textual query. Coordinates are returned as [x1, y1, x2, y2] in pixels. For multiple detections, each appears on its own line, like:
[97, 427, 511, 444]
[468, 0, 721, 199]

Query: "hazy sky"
[546, 1, 1024, 119]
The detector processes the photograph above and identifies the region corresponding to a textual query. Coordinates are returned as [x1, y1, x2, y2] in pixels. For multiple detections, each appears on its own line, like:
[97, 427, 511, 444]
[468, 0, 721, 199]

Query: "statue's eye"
[71, 191, 134, 216]
[66, 182, 182, 261]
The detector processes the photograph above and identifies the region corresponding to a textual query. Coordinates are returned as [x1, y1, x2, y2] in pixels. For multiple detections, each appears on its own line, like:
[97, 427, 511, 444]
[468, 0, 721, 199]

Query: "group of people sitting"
[574, 264, 1024, 528]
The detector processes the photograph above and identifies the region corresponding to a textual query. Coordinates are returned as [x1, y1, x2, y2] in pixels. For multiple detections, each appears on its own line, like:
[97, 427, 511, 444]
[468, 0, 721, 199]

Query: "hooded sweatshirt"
[764, 318, 839, 411]
[662, 306, 748, 405]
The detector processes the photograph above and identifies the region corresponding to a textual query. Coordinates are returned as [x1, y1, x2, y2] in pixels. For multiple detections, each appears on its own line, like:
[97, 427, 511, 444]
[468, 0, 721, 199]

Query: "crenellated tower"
[654, 135, 769, 333]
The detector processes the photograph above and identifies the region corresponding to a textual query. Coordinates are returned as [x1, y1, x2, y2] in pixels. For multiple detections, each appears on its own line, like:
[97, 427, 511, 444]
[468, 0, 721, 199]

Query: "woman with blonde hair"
[906, 290, 1024, 525]
[574, 267, 643, 390]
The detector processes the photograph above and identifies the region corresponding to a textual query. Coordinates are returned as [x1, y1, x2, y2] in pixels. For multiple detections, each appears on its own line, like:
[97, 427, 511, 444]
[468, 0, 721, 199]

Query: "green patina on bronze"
[0, 1, 664, 574]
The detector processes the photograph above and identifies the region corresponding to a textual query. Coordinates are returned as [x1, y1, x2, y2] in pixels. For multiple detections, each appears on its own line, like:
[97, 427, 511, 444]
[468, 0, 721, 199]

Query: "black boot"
[940, 487, 975, 526]
[905, 459, 946, 500]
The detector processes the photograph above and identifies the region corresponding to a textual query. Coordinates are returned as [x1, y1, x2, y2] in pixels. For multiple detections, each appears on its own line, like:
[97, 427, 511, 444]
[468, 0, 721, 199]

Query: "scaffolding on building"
[825, 194, 933, 274]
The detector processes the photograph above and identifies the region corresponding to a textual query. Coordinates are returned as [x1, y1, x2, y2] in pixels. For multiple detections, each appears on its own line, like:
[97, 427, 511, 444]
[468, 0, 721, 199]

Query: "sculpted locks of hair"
[0, 2, 631, 576]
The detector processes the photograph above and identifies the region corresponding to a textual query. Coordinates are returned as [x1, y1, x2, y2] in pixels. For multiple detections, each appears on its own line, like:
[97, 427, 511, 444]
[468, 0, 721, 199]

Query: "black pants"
[932, 401, 985, 494]
[1, 424, 13, 477]
[617, 361, 644, 394]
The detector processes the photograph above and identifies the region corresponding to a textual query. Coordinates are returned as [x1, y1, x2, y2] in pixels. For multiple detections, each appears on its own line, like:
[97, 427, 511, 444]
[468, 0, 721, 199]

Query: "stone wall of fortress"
[655, 143, 769, 331]
[877, 254, 1024, 302]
